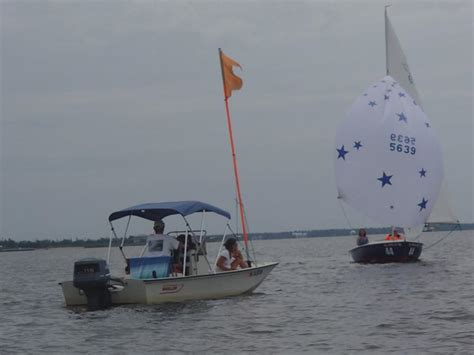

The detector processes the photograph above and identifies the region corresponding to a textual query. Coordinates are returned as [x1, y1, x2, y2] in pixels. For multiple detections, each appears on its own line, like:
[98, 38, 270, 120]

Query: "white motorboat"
[60, 201, 277, 309]
[61, 50, 279, 309]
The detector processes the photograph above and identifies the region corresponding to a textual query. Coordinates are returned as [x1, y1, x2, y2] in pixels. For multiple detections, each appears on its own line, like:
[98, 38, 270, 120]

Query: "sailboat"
[335, 7, 455, 263]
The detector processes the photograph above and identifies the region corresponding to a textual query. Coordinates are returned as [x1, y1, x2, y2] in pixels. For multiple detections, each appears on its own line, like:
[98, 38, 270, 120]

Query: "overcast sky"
[1, 0, 472, 241]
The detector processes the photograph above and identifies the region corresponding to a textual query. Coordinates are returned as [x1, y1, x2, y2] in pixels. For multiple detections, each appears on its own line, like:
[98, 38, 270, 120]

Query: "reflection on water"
[0, 231, 473, 353]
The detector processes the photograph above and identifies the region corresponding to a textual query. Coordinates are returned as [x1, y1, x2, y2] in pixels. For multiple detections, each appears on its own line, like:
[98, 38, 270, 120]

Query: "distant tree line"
[0, 236, 138, 250]
[1, 223, 472, 249]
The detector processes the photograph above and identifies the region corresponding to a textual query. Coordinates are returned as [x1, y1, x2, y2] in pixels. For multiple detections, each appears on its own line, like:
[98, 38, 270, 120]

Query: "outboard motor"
[73, 258, 111, 310]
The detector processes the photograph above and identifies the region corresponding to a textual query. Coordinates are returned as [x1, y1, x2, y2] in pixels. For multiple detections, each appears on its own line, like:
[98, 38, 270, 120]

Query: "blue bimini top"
[108, 200, 231, 222]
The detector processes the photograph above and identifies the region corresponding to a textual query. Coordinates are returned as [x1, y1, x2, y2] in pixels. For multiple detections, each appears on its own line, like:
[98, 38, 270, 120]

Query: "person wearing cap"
[145, 220, 181, 258]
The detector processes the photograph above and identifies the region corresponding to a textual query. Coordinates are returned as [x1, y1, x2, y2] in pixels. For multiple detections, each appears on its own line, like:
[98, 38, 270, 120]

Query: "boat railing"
[167, 230, 207, 238]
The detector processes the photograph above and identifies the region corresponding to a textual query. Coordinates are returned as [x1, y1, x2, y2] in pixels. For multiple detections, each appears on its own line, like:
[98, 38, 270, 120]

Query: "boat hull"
[350, 241, 423, 263]
[60, 262, 278, 306]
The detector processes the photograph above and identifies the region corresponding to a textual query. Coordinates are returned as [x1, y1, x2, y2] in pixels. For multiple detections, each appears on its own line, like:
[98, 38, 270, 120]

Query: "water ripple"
[0, 232, 472, 353]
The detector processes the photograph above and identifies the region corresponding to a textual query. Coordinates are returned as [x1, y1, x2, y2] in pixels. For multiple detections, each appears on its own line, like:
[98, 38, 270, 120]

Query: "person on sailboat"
[384, 229, 404, 241]
[216, 238, 248, 272]
[356, 228, 369, 246]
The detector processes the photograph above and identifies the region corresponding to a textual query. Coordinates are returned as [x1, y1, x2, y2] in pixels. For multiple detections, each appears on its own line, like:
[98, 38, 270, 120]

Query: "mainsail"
[385, 8, 422, 107]
[426, 181, 458, 224]
[385, 7, 458, 225]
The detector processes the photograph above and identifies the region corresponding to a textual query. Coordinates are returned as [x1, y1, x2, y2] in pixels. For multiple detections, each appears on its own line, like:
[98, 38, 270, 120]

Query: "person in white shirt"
[146, 220, 180, 258]
[216, 238, 248, 272]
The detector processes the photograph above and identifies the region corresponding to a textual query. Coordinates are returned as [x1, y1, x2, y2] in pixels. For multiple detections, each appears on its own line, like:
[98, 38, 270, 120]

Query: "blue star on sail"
[368, 101, 377, 107]
[377, 172, 393, 187]
[337, 145, 349, 160]
[398, 92, 406, 98]
[384, 95, 389, 100]
[397, 112, 408, 123]
[353, 141, 362, 150]
[418, 198, 428, 211]
[419, 168, 427, 177]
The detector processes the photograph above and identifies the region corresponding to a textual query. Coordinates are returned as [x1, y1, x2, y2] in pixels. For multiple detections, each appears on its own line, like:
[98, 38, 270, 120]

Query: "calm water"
[0, 231, 473, 354]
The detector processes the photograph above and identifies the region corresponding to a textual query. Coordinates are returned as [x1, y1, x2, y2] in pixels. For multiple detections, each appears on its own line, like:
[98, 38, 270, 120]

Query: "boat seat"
[129, 256, 172, 279]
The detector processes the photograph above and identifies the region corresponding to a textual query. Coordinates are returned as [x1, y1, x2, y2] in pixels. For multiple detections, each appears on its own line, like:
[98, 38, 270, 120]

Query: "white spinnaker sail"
[385, 9, 458, 224]
[335, 76, 444, 228]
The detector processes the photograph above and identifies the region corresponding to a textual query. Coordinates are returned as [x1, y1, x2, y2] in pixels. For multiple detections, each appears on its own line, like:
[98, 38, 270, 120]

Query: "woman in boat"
[216, 238, 248, 272]
[356, 228, 369, 246]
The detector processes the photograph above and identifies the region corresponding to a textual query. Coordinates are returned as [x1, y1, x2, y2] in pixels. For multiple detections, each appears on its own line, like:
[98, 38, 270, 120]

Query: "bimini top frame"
[108, 200, 231, 222]
[106, 201, 232, 272]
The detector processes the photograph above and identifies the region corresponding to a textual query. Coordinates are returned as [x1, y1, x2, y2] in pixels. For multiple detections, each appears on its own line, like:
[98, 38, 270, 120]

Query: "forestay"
[335, 76, 444, 228]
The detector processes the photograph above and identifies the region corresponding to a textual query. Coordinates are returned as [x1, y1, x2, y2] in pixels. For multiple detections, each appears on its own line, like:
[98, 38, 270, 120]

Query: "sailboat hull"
[349, 241, 423, 263]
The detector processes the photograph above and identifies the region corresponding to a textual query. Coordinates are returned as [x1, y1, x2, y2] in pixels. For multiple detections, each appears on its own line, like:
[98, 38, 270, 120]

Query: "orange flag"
[219, 49, 243, 98]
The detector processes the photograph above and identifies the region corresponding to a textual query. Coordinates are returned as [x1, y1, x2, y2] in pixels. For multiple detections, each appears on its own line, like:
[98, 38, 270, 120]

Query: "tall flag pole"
[218, 48, 249, 252]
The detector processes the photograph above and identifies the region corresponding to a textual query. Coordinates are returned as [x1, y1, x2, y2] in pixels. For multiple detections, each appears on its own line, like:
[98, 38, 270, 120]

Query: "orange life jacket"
[384, 233, 402, 240]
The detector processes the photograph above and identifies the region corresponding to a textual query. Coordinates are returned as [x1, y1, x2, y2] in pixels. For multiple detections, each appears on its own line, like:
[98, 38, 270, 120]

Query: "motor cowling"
[73, 258, 111, 310]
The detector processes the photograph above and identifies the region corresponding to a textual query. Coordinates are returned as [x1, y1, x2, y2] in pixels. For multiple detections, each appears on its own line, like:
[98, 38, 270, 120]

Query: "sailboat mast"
[385, 5, 391, 76]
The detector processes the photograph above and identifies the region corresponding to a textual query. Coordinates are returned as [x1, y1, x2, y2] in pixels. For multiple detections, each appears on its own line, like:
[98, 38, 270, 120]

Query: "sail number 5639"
[389, 134, 416, 155]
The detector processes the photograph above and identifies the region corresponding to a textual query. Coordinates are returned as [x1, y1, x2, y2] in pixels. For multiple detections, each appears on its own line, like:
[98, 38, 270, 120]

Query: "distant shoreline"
[1, 223, 472, 250]
[0, 247, 36, 252]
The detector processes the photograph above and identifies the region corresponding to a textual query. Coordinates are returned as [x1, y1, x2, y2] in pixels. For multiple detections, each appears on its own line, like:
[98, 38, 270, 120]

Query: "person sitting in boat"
[145, 220, 183, 273]
[173, 234, 197, 274]
[384, 229, 404, 241]
[145, 220, 180, 256]
[216, 238, 248, 272]
[356, 228, 369, 246]
[176, 234, 197, 250]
